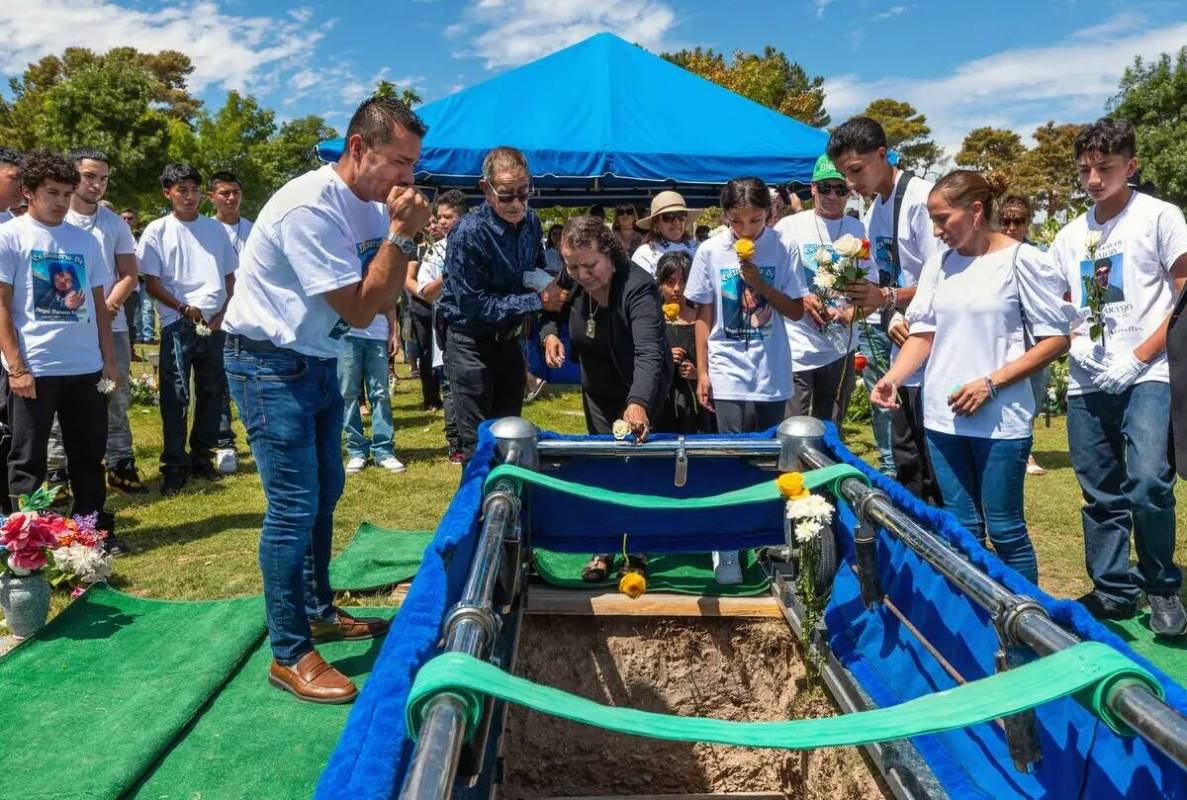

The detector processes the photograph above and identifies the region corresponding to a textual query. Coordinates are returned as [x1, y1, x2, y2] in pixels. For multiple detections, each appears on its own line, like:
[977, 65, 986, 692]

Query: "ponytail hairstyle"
[930, 169, 1010, 228]
[719, 177, 771, 214]
[561, 215, 630, 272]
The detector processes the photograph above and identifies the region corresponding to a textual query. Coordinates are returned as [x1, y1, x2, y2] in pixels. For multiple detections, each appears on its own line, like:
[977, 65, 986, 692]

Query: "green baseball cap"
[811, 154, 844, 183]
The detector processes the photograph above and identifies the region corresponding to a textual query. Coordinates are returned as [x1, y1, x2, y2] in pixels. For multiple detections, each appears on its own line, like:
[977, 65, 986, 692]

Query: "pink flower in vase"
[8, 547, 49, 572]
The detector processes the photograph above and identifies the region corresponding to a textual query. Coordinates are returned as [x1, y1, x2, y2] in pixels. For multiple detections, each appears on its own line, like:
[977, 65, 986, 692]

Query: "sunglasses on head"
[1000, 216, 1029, 227]
[815, 183, 848, 197]
[659, 211, 687, 223]
[491, 186, 533, 204]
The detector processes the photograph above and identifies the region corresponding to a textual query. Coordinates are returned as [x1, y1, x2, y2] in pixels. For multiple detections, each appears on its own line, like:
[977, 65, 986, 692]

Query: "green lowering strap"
[407, 641, 1162, 747]
[483, 463, 867, 510]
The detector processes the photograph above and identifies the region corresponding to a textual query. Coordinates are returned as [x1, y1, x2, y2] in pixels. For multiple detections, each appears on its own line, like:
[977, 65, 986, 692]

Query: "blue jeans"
[224, 342, 344, 665]
[858, 323, 895, 475]
[1067, 382, 1180, 606]
[926, 430, 1038, 584]
[159, 320, 226, 470]
[137, 289, 157, 341]
[337, 336, 394, 461]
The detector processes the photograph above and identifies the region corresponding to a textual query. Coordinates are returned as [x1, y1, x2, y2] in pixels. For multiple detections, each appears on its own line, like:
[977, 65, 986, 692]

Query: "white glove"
[1092, 351, 1146, 395]
[1068, 337, 1112, 377]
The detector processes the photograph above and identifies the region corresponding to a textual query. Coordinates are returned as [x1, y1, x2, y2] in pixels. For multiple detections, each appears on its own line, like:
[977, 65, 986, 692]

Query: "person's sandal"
[581, 554, 614, 583]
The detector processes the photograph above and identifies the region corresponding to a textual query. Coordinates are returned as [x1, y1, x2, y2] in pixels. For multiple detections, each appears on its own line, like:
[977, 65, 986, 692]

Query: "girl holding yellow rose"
[655, 251, 709, 433]
[686, 177, 806, 583]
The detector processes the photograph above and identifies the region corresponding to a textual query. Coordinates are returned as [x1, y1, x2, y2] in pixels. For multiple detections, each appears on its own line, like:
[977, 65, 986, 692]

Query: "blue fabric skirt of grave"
[316, 422, 1187, 800]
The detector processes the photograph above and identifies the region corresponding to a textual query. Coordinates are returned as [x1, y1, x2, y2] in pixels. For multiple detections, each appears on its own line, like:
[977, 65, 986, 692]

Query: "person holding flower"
[1048, 117, 1187, 636]
[654, 251, 708, 433]
[776, 155, 874, 428]
[632, 191, 698, 277]
[870, 170, 1073, 584]
[687, 177, 805, 584]
[541, 216, 672, 582]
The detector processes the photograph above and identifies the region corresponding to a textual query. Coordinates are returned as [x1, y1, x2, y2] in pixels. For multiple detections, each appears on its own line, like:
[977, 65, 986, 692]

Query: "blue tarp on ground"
[318, 424, 1187, 800]
[317, 33, 827, 202]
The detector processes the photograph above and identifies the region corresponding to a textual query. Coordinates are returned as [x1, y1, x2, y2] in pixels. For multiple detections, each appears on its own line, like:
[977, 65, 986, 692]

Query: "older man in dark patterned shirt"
[438, 146, 565, 459]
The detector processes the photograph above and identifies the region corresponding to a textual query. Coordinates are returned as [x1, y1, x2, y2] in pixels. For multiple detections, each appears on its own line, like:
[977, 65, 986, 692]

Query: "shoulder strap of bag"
[1009, 243, 1036, 350]
[887, 170, 914, 287]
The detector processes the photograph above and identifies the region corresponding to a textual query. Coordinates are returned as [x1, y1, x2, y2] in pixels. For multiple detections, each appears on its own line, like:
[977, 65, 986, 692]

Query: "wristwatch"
[384, 231, 418, 258]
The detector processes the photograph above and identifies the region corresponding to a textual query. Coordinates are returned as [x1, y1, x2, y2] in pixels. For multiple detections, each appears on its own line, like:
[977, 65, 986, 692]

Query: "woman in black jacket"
[542, 215, 673, 581]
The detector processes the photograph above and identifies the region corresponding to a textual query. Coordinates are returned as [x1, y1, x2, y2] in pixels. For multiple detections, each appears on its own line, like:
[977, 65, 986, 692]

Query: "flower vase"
[0, 570, 51, 639]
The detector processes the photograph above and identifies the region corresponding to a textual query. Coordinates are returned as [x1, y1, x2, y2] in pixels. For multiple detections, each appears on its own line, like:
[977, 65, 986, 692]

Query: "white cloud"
[872, 5, 911, 22]
[813, 0, 837, 18]
[0, 1, 327, 95]
[823, 17, 1187, 155]
[446, 0, 681, 70]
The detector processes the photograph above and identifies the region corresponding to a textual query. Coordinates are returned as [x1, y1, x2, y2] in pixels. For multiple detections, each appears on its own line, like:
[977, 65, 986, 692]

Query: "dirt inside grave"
[498, 616, 889, 800]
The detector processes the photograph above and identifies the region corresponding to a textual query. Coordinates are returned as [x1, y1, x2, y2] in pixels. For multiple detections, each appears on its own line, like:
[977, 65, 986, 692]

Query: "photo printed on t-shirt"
[31, 250, 89, 322]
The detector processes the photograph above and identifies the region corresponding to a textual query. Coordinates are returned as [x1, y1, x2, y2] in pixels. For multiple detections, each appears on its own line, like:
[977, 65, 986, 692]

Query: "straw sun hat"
[636, 190, 689, 230]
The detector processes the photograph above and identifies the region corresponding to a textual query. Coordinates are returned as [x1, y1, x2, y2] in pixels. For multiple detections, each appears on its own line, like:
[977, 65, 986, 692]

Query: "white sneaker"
[214, 448, 237, 475]
[712, 550, 743, 585]
[345, 457, 367, 474]
[378, 456, 406, 474]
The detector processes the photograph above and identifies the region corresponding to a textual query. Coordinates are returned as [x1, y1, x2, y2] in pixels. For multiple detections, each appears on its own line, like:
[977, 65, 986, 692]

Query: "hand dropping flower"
[612, 419, 631, 440]
[833, 234, 863, 258]
[734, 237, 756, 261]
[662, 302, 681, 322]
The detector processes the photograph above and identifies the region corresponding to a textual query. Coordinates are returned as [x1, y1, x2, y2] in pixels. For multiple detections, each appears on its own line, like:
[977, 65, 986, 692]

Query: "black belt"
[225, 334, 284, 354]
[449, 322, 524, 342]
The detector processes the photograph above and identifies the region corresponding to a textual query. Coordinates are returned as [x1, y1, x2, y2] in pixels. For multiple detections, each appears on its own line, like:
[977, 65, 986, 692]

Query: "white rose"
[813, 271, 837, 290]
[1085, 230, 1101, 249]
[813, 248, 835, 267]
[833, 234, 862, 258]
[612, 419, 631, 440]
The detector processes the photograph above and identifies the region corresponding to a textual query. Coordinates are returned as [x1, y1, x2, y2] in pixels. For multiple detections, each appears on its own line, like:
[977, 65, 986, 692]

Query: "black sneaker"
[190, 459, 221, 481]
[107, 459, 149, 494]
[1077, 591, 1137, 621]
[103, 534, 131, 556]
[1148, 595, 1187, 638]
[161, 469, 188, 497]
[46, 469, 71, 507]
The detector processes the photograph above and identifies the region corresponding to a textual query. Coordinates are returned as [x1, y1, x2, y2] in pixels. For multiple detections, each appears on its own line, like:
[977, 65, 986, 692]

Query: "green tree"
[1011, 121, 1085, 219]
[254, 115, 339, 205]
[1110, 47, 1187, 208]
[955, 127, 1025, 173]
[374, 79, 423, 108]
[663, 46, 829, 127]
[861, 98, 943, 175]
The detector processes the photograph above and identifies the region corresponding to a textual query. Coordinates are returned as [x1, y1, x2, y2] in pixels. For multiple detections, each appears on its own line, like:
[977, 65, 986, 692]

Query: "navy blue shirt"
[437, 201, 546, 336]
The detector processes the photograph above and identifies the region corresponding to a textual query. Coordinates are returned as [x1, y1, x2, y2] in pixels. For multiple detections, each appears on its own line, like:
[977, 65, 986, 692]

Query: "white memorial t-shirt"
[137, 214, 237, 327]
[906, 243, 1073, 438]
[685, 227, 804, 402]
[866, 171, 942, 388]
[222, 164, 389, 359]
[631, 238, 698, 277]
[0, 210, 12, 225]
[418, 238, 448, 369]
[65, 206, 136, 334]
[1050, 191, 1187, 396]
[218, 216, 254, 255]
[0, 216, 106, 376]
[775, 210, 876, 370]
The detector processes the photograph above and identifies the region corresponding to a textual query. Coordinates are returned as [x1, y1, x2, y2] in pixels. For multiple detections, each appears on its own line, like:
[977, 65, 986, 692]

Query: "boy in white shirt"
[138, 164, 238, 497]
[1050, 117, 1187, 636]
[829, 117, 944, 504]
[0, 150, 118, 534]
[208, 170, 252, 475]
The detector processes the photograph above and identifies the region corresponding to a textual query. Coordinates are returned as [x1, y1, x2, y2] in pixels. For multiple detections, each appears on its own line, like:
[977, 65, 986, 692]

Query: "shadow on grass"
[120, 511, 265, 553]
[40, 600, 137, 640]
[1030, 450, 1073, 470]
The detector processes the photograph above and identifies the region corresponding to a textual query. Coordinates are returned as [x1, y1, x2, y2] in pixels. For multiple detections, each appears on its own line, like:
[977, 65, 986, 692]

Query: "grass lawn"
[48, 352, 1187, 607]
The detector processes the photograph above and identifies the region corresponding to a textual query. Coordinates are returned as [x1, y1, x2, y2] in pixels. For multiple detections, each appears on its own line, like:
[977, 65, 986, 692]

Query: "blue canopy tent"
[317, 32, 828, 206]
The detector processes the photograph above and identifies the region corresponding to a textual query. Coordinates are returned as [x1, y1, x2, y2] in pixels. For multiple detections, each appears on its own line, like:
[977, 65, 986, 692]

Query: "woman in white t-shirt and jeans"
[870, 171, 1072, 584]
[686, 177, 805, 584]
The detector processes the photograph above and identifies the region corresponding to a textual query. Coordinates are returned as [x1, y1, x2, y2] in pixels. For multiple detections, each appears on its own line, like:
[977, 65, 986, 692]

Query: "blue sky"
[2, 1, 1185, 156]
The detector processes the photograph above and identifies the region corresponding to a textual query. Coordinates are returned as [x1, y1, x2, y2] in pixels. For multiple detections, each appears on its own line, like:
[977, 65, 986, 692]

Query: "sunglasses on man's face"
[659, 211, 687, 223]
[1001, 216, 1029, 227]
[815, 183, 849, 197]
[491, 186, 533, 204]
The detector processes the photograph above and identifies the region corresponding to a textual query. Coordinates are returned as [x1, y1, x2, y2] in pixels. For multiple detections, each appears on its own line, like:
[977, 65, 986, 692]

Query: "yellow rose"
[777, 471, 810, 500]
[734, 238, 756, 261]
[662, 302, 681, 321]
[619, 569, 647, 599]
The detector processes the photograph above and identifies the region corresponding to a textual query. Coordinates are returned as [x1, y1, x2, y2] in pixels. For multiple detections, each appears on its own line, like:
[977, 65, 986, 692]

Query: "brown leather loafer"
[268, 650, 358, 704]
[310, 608, 391, 643]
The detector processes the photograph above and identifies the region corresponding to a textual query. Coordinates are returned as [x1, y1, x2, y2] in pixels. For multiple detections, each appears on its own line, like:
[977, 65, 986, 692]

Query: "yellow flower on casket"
[662, 302, 681, 321]
[777, 471, 810, 500]
[619, 569, 647, 599]
[734, 238, 756, 261]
